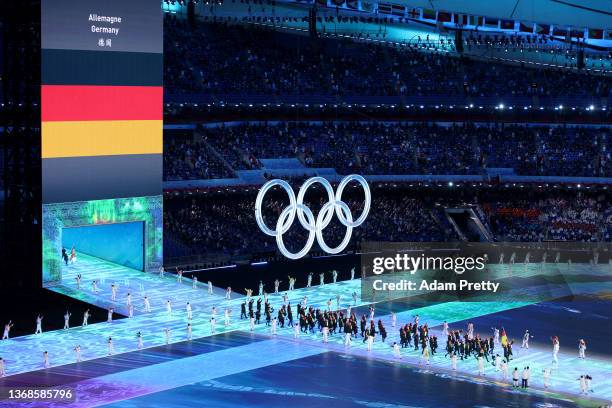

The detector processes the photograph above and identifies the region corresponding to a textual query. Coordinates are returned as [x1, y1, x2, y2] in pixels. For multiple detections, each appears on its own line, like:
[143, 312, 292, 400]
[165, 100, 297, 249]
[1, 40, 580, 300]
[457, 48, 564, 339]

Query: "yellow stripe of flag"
[42, 120, 162, 159]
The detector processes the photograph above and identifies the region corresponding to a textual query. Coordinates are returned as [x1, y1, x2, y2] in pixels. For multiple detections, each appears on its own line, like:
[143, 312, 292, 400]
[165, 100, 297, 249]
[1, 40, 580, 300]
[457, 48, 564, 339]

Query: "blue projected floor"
[2, 255, 611, 407]
[103, 351, 585, 408]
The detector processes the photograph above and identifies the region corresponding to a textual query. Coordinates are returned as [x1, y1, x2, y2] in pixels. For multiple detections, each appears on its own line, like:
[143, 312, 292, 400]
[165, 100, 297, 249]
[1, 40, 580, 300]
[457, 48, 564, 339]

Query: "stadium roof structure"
[403, 0, 611, 29]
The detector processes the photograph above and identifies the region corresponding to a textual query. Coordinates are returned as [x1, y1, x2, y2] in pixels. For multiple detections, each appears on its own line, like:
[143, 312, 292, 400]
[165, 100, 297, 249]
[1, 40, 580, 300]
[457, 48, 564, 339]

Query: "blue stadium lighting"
[251, 261, 268, 266]
[448, 182, 453, 187]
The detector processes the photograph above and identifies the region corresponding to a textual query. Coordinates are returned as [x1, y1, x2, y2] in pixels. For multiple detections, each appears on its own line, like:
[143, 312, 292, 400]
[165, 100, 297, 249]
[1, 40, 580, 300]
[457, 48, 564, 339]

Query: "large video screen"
[41, 0, 163, 282]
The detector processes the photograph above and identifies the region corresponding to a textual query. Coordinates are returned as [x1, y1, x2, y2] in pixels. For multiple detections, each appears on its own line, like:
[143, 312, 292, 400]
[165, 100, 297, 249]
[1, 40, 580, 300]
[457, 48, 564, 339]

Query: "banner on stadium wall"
[519, 22, 533, 33]
[500, 20, 514, 30]
[455, 14, 468, 26]
[569, 28, 585, 39]
[468, 15, 483, 26]
[390, 4, 405, 16]
[361, 1, 374, 12]
[407, 8, 420, 19]
[378, 3, 405, 16]
[484, 17, 499, 28]
[551, 25, 569, 37]
[535, 23, 550, 35]
[346, 0, 358, 10]
[437, 11, 451, 23]
[422, 8, 436, 20]
[588, 28, 603, 39]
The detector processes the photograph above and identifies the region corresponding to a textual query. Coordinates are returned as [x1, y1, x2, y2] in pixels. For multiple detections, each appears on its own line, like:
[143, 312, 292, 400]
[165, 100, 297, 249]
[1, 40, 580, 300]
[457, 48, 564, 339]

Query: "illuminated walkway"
[0, 255, 610, 405]
[1, 255, 371, 377]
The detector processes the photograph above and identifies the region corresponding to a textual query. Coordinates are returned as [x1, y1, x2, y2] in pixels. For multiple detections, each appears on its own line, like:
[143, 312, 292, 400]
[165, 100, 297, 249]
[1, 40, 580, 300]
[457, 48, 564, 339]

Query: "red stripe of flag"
[42, 85, 163, 122]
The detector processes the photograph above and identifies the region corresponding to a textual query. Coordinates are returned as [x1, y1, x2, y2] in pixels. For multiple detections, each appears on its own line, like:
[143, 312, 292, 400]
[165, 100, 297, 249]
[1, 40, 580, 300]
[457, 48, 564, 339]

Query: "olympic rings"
[255, 174, 371, 259]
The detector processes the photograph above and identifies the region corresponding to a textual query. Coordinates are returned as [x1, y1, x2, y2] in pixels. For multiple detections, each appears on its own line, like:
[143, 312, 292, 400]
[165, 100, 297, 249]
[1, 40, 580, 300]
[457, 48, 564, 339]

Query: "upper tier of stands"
[164, 17, 611, 106]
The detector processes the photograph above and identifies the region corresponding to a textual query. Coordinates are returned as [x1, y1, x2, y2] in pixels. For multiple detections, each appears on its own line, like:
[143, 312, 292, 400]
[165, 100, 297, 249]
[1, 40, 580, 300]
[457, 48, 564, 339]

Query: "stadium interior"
[0, 0, 611, 406]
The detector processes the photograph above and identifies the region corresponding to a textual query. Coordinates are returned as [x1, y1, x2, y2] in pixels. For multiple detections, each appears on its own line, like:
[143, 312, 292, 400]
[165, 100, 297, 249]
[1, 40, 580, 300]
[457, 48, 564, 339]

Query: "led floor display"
[1, 256, 610, 406]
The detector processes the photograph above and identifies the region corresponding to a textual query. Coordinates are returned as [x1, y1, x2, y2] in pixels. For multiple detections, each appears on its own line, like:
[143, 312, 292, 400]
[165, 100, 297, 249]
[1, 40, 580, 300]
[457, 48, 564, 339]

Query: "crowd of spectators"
[164, 122, 611, 179]
[164, 129, 236, 180]
[163, 187, 611, 260]
[164, 17, 611, 99]
[164, 187, 453, 259]
[483, 195, 608, 242]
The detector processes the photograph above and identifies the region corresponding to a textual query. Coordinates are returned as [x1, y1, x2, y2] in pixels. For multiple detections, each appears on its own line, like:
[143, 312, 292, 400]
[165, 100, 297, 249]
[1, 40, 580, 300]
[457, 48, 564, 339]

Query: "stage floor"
[0, 255, 610, 406]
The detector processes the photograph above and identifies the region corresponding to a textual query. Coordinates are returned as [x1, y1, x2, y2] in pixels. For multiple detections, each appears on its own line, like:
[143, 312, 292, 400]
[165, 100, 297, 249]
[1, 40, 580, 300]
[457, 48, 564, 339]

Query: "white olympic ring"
[255, 174, 371, 260]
